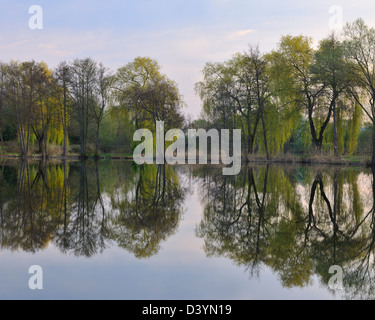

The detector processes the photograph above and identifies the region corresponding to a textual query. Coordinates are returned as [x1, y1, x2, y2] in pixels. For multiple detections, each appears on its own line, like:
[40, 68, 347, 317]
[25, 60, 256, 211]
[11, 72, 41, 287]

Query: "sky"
[1, 0, 375, 118]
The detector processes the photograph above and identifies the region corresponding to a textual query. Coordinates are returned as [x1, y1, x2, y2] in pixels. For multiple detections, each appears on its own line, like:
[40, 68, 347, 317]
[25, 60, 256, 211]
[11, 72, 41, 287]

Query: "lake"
[0, 160, 373, 300]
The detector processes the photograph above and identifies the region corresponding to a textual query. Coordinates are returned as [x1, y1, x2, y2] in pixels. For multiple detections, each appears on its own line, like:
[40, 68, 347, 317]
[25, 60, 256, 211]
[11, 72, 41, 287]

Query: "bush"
[2, 126, 17, 141]
[356, 123, 372, 155]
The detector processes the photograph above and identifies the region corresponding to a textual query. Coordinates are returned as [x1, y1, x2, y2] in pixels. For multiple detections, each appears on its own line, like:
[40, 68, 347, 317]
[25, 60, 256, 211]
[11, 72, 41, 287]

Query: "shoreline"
[0, 154, 134, 161]
[241, 154, 372, 167]
[0, 153, 372, 167]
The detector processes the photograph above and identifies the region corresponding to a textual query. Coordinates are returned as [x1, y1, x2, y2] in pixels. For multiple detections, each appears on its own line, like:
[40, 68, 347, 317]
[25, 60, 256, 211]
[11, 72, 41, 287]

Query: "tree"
[344, 18, 375, 164]
[31, 62, 61, 159]
[2, 61, 45, 157]
[311, 34, 354, 157]
[92, 63, 112, 158]
[196, 53, 265, 156]
[245, 46, 272, 159]
[270, 36, 331, 153]
[226, 53, 263, 155]
[115, 57, 162, 129]
[69, 58, 98, 158]
[115, 57, 184, 133]
[54, 61, 72, 158]
[0, 63, 5, 153]
[195, 61, 236, 131]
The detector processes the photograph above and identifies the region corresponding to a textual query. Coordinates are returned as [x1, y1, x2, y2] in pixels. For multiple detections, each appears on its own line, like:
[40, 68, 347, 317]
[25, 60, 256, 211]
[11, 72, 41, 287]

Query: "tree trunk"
[308, 109, 319, 152]
[261, 114, 270, 160]
[63, 122, 67, 158]
[308, 99, 334, 154]
[247, 116, 253, 155]
[95, 123, 100, 158]
[248, 136, 253, 154]
[43, 134, 48, 160]
[62, 85, 67, 158]
[0, 132, 4, 155]
[25, 121, 30, 157]
[372, 122, 375, 165]
[38, 137, 44, 155]
[333, 99, 339, 157]
[18, 124, 25, 157]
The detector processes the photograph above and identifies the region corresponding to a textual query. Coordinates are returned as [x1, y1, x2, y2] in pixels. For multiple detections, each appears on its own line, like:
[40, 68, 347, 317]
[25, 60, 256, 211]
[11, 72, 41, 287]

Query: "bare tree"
[69, 58, 97, 158]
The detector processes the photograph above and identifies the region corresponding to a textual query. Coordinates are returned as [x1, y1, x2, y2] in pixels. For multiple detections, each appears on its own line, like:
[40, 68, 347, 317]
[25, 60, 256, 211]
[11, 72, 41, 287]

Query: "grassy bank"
[0, 153, 134, 160]
[0, 151, 372, 166]
[243, 154, 372, 166]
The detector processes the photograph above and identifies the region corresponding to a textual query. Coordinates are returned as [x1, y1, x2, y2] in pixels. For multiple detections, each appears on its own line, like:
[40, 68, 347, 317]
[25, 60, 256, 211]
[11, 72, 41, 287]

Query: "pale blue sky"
[1, 0, 375, 117]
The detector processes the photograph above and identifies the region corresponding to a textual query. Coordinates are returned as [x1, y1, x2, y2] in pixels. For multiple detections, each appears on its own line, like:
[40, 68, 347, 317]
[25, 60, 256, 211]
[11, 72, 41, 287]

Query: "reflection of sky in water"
[0, 185, 341, 300]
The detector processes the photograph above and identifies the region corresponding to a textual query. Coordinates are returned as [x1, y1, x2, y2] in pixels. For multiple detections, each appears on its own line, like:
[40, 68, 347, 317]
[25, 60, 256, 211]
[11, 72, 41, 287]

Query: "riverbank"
[0, 153, 134, 161]
[0, 152, 372, 167]
[242, 154, 372, 167]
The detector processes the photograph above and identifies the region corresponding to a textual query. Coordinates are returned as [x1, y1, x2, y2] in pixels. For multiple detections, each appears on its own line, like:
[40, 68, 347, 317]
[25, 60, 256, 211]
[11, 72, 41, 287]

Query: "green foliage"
[195, 30, 368, 158]
[357, 123, 372, 155]
[99, 107, 135, 154]
[2, 126, 17, 141]
[0, 56, 185, 158]
[115, 57, 184, 132]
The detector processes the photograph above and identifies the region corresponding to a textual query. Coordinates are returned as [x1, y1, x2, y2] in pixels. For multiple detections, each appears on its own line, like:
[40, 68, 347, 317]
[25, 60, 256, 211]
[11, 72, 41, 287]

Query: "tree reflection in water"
[2, 160, 375, 298]
[194, 165, 375, 299]
[110, 164, 187, 258]
[0, 160, 187, 259]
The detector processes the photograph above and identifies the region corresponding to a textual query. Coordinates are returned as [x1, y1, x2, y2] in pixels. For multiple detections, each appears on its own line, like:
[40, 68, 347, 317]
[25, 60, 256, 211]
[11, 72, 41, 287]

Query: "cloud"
[229, 29, 255, 39]
[2, 0, 375, 117]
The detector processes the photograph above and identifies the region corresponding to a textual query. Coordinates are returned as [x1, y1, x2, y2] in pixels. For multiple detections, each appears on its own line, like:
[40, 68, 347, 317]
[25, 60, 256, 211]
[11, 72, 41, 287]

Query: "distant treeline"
[0, 57, 184, 158]
[195, 18, 375, 162]
[1, 18, 375, 162]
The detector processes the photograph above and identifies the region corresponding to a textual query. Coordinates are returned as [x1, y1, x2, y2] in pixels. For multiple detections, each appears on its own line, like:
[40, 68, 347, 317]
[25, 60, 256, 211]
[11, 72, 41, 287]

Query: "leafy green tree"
[115, 57, 184, 133]
[344, 19, 375, 163]
[54, 61, 72, 158]
[268, 36, 330, 152]
[195, 61, 236, 131]
[311, 34, 355, 156]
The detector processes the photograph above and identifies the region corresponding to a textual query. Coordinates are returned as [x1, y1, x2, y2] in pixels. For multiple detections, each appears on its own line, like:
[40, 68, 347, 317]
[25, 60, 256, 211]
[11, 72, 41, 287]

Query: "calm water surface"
[0, 160, 373, 300]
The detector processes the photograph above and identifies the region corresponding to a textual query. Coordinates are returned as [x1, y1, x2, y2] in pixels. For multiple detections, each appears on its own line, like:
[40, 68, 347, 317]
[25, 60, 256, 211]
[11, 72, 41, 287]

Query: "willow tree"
[252, 46, 300, 157]
[270, 36, 332, 153]
[115, 57, 163, 130]
[115, 57, 184, 133]
[196, 50, 271, 156]
[54, 61, 72, 158]
[243, 46, 272, 158]
[346, 101, 362, 155]
[31, 62, 64, 158]
[311, 34, 355, 157]
[265, 49, 302, 156]
[226, 52, 264, 155]
[2, 61, 49, 157]
[344, 19, 375, 164]
[195, 61, 236, 131]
